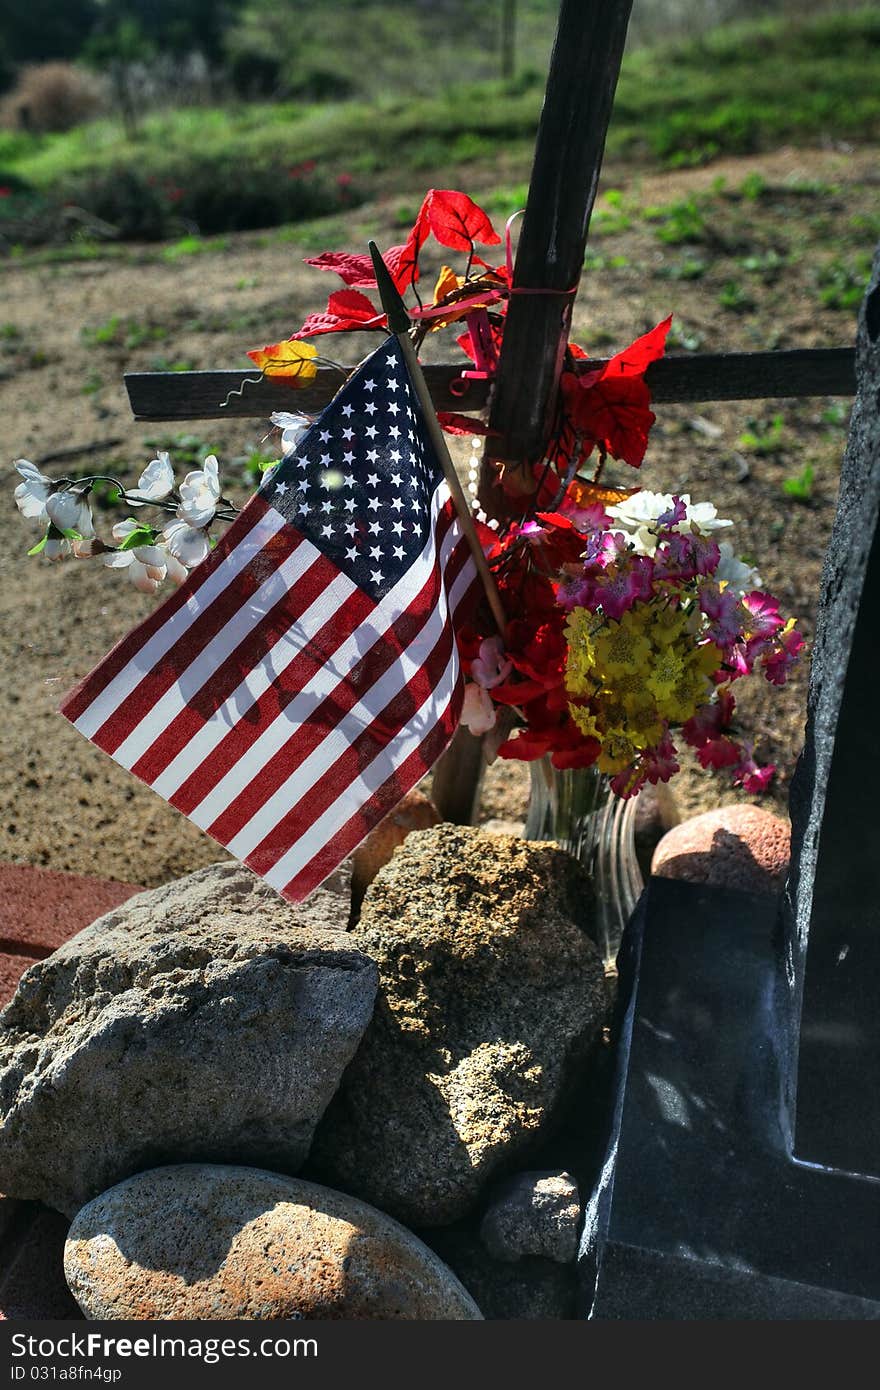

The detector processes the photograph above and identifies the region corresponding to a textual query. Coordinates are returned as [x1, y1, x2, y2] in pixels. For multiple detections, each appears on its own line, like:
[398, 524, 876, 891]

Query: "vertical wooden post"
[434, 0, 634, 822]
[479, 0, 634, 516]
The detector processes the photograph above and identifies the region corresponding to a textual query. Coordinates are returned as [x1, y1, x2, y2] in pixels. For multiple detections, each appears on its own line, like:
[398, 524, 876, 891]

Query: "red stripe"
[202, 520, 468, 845]
[276, 673, 464, 901]
[91, 521, 304, 756]
[129, 548, 341, 785]
[61, 495, 275, 725]
[169, 583, 376, 816]
[173, 510, 461, 821]
[239, 601, 458, 880]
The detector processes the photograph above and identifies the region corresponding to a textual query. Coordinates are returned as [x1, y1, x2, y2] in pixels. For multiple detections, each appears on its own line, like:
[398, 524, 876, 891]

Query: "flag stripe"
[62, 498, 278, 727]
[167, 490, 458, 821]
[254, 552, 474, 887]
[277, 688, 463, 900]
[94, 527, 323, 759]
[217, 531, 472, 865]
[131, 563, 361, 791]
[261, 643, 463, 897]
[195, 496, 467, 849]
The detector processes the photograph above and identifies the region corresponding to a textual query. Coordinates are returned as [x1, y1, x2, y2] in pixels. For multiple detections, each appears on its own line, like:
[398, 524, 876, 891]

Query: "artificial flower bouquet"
[12, 187, 803, 801]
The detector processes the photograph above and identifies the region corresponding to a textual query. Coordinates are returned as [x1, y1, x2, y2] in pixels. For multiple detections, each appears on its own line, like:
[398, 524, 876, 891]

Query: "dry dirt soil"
[1, 145, 875, 886]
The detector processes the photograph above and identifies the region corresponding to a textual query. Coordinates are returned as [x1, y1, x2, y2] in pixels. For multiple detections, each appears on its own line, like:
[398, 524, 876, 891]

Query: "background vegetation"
[1, 1, 878, 246]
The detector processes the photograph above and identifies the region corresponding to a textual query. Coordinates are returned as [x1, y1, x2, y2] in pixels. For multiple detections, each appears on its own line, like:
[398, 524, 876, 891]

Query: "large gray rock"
[310, 825, 607, 1227]
[64, 1164, 482, 1320]
[0, 863, 376, 1217]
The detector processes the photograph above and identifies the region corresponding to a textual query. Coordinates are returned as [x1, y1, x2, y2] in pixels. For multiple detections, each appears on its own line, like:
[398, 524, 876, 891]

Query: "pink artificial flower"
[741, 591, 784, 639]
[654, 531, 720, 582]
[560, 500, 612, 533]
[762, 625, 805, 686]
[640, 728, 680, 784]
[471, 636, 513, 689]
[731, 742, 776, 794]
[699, 582, 742, 650]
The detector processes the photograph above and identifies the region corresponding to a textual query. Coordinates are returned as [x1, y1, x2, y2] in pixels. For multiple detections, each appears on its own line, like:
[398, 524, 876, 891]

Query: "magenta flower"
[656, 495, 688, 529]
[762, 626, 805, 686]
[654, 531, 721, 582]
[583, 546, 655, 620]
[640, 728, 680, 784]
[741, 591, 784, 638]
[699, 582, 742, 650]
[732, 743, 776, 794]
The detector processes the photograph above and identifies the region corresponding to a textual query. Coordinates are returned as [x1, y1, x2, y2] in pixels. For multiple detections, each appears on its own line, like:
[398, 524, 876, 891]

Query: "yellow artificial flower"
[593, 610, 653, 677]
[597, 729, 639, 775]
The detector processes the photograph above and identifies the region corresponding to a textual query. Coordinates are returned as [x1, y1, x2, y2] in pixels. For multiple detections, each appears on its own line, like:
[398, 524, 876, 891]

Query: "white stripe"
[218, 575, 453, 856]
[112, 539, 328, 772]
[186, 485, 458, 835]
[72, 507, 289, 739]
[148, 567, 355, 799]
[260, 643, 460, 893]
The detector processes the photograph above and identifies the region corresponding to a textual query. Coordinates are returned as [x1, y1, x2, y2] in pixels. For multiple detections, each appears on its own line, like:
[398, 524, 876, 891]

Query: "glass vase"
[523, 757, 644, 966]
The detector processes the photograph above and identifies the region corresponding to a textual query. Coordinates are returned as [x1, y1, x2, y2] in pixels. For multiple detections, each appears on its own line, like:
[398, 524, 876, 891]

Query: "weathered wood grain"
[125, 348, 856, 421]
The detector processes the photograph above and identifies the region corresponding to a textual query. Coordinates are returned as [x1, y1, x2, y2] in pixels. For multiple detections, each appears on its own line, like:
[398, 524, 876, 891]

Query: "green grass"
[2, 9, 879, 244]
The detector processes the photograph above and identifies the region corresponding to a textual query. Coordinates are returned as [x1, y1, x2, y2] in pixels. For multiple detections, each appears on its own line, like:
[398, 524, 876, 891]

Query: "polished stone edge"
[581, 878, 880, 1320]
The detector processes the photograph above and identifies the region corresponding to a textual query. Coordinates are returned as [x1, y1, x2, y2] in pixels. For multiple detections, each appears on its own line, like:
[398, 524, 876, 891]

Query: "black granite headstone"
[781, 256, 880, 1177]
[583, 245, 880, 1318]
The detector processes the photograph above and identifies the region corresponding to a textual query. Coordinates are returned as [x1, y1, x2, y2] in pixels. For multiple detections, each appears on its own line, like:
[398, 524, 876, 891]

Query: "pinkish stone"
[651, 804, 790, 896]
[0, 864, 141, 1007]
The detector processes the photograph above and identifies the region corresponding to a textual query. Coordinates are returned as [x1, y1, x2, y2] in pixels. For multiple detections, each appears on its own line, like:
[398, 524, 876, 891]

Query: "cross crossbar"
[125, 347, 855, 421]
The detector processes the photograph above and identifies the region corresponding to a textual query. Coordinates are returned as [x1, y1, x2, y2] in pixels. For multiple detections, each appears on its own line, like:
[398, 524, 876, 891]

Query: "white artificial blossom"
[162, 518, 211, 569]
[128, 452, 175, 506]
[103, 520, 169, 595]
[605, 489, 734, 556]
[178, 455, 221, 527]
[13, 460, 51, 524]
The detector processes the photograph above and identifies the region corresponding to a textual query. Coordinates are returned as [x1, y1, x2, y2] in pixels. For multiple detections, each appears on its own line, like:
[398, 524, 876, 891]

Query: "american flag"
[61, 338, 480, 901]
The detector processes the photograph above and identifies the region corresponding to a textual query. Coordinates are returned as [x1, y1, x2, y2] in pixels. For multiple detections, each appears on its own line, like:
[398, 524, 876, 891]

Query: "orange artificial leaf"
[247, 338, 319, 382]
[433, 265, 462, 304]
[567, 477, 640, 509]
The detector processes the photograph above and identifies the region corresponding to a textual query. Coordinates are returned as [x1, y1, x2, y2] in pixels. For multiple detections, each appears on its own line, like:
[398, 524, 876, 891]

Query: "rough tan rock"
[350, 790, 440, 915]
[311, 824, 607, 1227]
[64, 1165, 482, 1320]
[0, 863, 375, 1217]
[651, 804, 790, 895]
[479, 1170, 581, 1264]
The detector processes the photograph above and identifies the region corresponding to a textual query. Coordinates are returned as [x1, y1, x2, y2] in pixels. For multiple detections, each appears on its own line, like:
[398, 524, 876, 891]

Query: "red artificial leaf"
[422, 189, 501, 252]
[559, 316, 672, 468]
[568, 341, 588, 360]
[303, 251, 377, 287]
[297, 289, 387, 337]
[602, 315, 672, 379]
[383, 241, 421, 292]
[471, 253, 510, 287]
[437, 412, 497, 437]
[564, 371, 655, 469]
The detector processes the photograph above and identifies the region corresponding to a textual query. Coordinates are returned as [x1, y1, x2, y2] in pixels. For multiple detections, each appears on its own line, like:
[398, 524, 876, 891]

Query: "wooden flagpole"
[368, 241, 507, 636]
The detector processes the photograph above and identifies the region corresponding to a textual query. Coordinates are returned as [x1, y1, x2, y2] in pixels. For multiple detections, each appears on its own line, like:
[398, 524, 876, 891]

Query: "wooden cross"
[124, 0, 856, 823]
